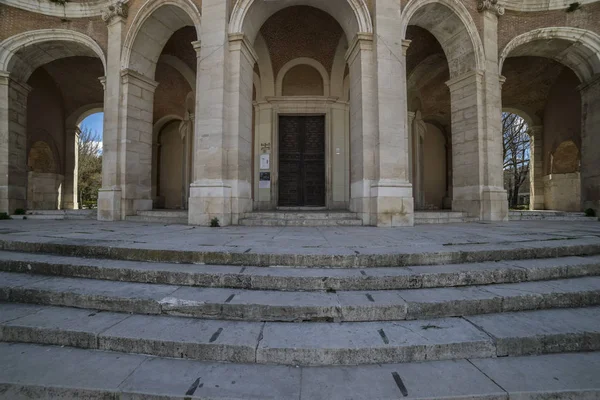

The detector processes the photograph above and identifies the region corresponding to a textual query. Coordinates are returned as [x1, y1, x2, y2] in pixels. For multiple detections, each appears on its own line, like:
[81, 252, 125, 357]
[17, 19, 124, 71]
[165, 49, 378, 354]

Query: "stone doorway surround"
[253, 97, 350, 211]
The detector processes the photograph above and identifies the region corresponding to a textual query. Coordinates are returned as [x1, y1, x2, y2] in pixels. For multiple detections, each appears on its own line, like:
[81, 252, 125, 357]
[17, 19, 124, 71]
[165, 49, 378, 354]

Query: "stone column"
[62, 127, 79, 209]
[407, 111, 415, 185]
[98, 3, 126, 221]
[528, 125, 544, 210]
[579, 74, 600, 214]
[346, 34, 377, 225]
[0, 72, 31, 214]
[371, 0, 414, 227]
[447, 4, 507, 221]
[226, 33, 257, 224]
[119, 69, 158, 216]
[189, 0, 232, 226]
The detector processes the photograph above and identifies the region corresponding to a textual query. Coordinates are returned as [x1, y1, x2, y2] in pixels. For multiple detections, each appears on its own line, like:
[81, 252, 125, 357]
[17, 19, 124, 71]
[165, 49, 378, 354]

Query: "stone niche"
[26, 141, 64, 210]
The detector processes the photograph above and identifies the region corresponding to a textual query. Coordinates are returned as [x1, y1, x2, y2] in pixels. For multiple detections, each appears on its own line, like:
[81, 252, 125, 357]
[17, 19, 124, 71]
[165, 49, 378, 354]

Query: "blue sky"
[80, 112, 104, 143]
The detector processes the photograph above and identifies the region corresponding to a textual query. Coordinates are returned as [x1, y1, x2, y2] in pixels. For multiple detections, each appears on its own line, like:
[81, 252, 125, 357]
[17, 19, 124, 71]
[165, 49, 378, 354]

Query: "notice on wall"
[260, 154, 270, 170]
[259, 172, 271, 189]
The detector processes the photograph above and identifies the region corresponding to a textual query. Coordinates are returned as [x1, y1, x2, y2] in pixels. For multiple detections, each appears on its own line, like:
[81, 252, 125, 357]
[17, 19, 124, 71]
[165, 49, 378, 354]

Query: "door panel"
[278, 116, 325, 207]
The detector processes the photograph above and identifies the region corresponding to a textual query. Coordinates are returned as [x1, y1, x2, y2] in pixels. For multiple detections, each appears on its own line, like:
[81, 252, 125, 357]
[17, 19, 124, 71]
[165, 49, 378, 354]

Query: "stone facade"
[0, 0, 599, 225]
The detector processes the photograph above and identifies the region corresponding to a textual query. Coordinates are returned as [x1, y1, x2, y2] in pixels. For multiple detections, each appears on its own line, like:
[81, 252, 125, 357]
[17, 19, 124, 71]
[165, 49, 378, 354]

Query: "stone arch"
[0, 29, 106, 82]
[122, 0, 201, 79]
[502, 107, 542, 128]
[500, 27, 600, 83]
[551, 140, 580, 174]
[275, 58, 330, 97]
[229, 0, 373, 43]
[401, 0, 485, 77]
[1, 0, 113, 18]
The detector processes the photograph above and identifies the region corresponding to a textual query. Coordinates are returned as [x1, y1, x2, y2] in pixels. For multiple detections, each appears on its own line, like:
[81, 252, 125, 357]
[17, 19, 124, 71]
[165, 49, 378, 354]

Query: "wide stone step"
[2, 235, 600, 267]
[2, 344, 599, 400]
[0, 251, 599, 292]
[239, 218, 363, 227]
[1, 304, 599, 366]
[414, 211, 478, 225]
[11, 209, 96, 220]
[243, 211, 360, 220]
[509, 211, 597, 221]
[126, 210, 188, 225]
[1, 271, 599, 322]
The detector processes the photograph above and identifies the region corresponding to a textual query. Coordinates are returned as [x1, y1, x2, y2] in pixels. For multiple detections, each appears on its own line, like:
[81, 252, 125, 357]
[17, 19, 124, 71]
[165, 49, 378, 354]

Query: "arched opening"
[501, 112, 531, 210]
[77, 112, 103, 210]
[500, 28, 600, 213]
[0, 29, 106, 214]
[27, 140, 61, 210]
[402, 0, 506, 221]
[121, 1, 200, 216]
[249, 5, 352, 210]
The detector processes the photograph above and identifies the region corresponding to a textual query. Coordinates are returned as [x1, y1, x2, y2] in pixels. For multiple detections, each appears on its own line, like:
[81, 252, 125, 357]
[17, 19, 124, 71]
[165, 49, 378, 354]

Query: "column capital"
[499, 75, 506, 87]
[528, 125, 543, 135]
[228, 33, 258, 65]
[345, 33, 374, 64]
[102, 0, 128, 25]
[477, 0, 505, 16]
[445, 69, 484, 91]
[401, 39, 412, 56]
[577, 73, 600, 93]
[120, 69, 159, 92]
[191, 40, 202, 56]
[98, 76, 107, 90]
[0, 72, 32, 95]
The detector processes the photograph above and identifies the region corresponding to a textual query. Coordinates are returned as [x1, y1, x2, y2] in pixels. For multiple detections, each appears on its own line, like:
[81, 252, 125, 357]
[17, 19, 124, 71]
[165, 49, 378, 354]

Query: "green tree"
[77, 127, 102, 208]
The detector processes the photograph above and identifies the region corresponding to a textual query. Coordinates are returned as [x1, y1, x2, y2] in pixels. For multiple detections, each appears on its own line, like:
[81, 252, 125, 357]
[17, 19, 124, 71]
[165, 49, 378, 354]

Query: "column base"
[97, 187, 122, 221]
[370, 180, 414, 227]
[583, 200, 600, 216]
[229, 180, 252, 225]
[188, 180, 232, 226]
[453, 186, 508, 222]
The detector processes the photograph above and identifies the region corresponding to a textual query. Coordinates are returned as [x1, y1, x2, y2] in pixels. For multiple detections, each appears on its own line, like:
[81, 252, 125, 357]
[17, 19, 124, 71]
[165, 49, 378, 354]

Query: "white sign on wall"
[260, 154, 270, 170]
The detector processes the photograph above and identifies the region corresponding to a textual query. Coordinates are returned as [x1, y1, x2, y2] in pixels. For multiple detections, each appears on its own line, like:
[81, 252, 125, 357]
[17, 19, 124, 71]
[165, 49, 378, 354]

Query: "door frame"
[277, 115, 327, 207]
[268, 97, 336, 209]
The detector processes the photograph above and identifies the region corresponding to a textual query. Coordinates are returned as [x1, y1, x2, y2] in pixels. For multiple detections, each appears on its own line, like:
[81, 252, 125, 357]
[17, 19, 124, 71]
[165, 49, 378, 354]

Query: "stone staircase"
[509, 210, 597, 221]
[0, 241, 599, 398]
[10, 209, 96, 220]
[414, 211, 477, 224]
[239, 210, 363, 226]
[125, 209, 189, 224]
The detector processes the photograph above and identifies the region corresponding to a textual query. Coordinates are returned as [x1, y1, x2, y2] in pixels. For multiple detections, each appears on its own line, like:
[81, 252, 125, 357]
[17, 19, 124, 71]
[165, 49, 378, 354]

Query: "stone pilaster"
[189, 0, 231, 226]
[119, 69, 158, 216]
[0, 71, 31, 214]
[226, 33, 257, 224]
[446, 70, 507, 221]
[346, 33, 376, 225]
[98, 6, 126, 221]
[528, 125, 545, 210]
[370, 0, 414, 227]
[62, 128, 79, 209]
[579, 74, 600, 214]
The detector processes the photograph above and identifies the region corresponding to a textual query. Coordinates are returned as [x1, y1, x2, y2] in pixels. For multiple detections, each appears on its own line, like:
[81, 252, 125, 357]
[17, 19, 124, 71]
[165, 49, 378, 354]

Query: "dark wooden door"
[278, 116, 325, 207]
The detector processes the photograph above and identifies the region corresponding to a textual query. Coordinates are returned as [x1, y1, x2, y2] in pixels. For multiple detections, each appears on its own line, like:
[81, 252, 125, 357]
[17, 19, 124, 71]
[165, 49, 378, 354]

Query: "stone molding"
[577, 73, 600, 93]
[191, 41, 202, 56]
[98, 76, 107, 90]
[275, 58, 331, 97]
[502, 0, 598, 12]
[477, 0, 505, 16]
[0, 0, 117, 18]
[120, 69, 159, 92]
[344, 33, 374, 64]
[228, 33, 259, 65]
[401, 40, 412, 56]
[445, 69, 485, 92]
[101, 0, 128, 24]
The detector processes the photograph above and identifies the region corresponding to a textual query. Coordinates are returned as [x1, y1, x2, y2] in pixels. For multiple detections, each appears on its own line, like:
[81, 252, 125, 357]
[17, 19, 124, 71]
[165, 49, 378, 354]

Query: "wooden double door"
[278, 116, 326, 207]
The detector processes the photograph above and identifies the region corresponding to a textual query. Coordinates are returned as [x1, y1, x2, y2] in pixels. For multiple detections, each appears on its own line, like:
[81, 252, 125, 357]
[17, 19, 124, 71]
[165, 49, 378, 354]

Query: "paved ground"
[1, 219, 599, 256]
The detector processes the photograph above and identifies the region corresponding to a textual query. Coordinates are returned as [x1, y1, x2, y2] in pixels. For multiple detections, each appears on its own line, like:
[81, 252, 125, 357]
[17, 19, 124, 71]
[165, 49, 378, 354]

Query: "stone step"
[1, 271, 599, 322]
[243, 211, 360, 220]
[509, 211, 597, 221]
[136, 210, 189, 218]
[414, 211, 478, 225]
[1, 304, 599, 366]
[239, 217, 363, 227]
[2, 344, 600, 400]
[125, 215, 188, 225]
[2, 235, 599, 267]
[11, 209, 96, 220]
[0, 251, 599, 292]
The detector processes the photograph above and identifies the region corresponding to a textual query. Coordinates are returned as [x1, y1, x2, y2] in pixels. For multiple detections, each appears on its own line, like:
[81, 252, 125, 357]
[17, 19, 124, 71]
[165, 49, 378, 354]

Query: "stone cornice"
[102, 1, 128, 24]
[228, 33, 259, 65]
[345, 33, 374, 65]
[477, 0, 505, 16]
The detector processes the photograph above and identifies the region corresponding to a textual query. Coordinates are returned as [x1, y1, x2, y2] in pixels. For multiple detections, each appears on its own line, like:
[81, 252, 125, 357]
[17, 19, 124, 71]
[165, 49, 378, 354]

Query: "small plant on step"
[584, 208, 596, 217]
[14, 208, 26, 216]
[210, 217, 220, 228]
[48, 0, 69, 5]
[0, 213, 11, 220]
[566, 2, 581, 12]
